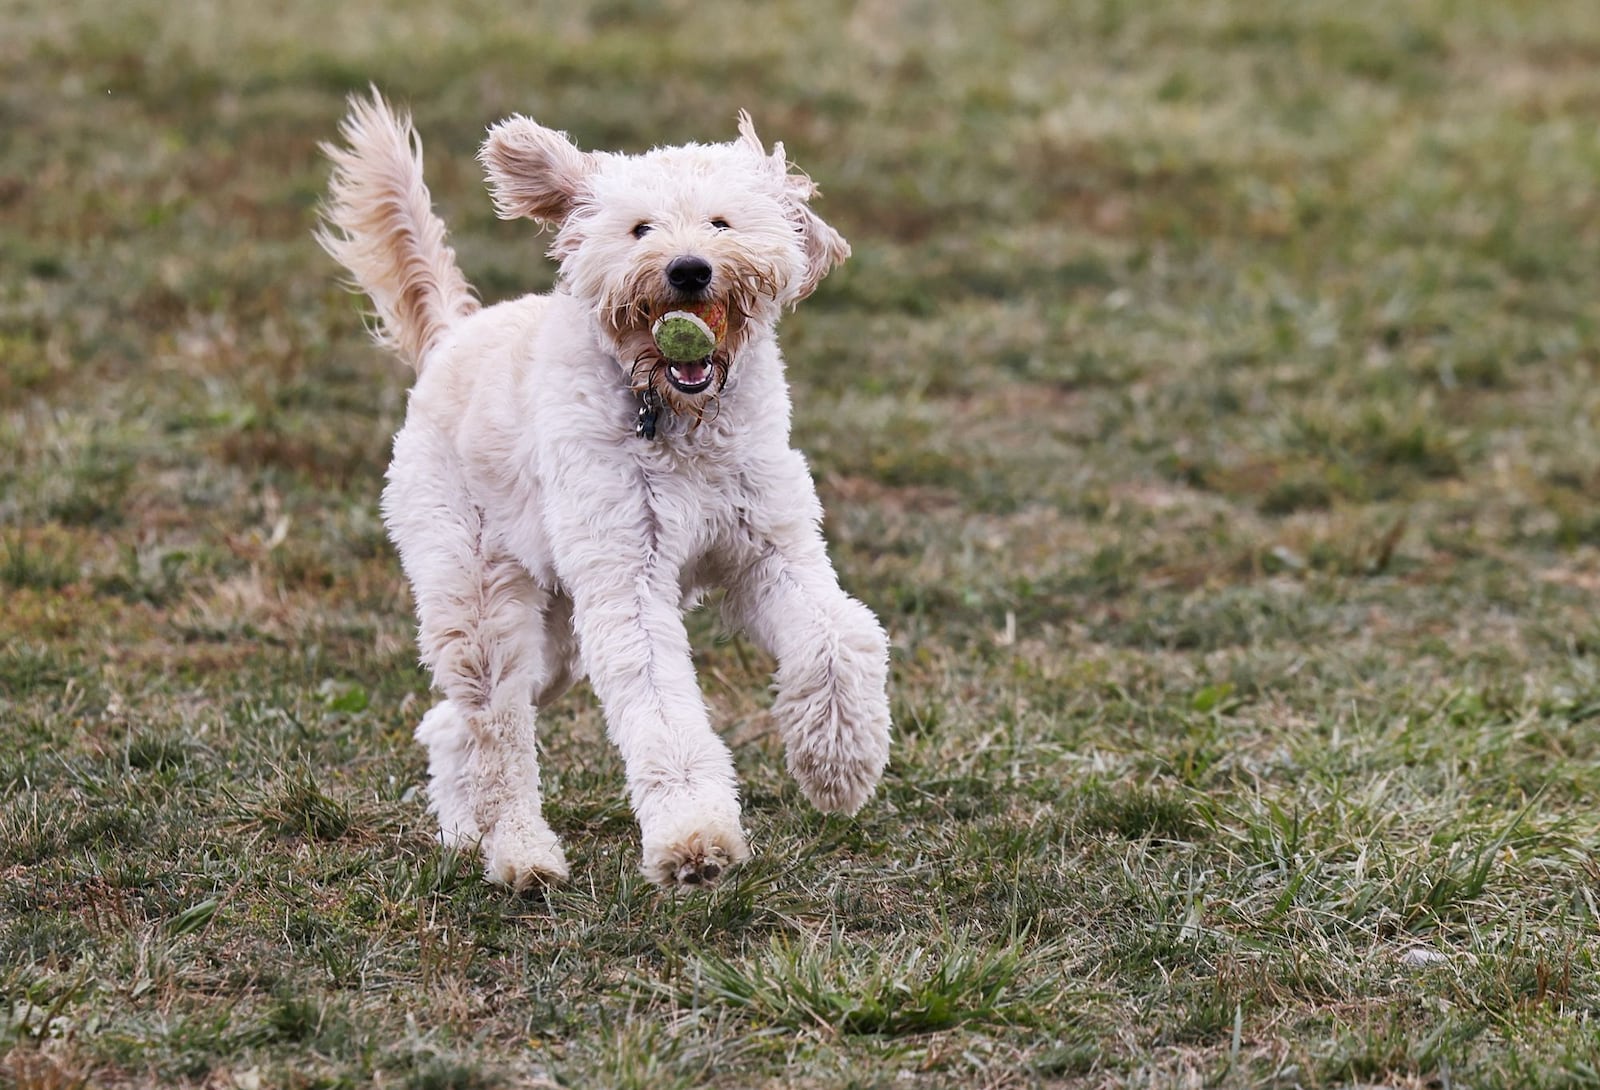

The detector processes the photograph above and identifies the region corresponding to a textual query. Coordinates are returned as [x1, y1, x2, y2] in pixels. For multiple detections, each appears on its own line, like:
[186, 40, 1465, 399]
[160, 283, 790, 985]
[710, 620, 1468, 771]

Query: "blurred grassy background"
[5, 1, 1600, 1087]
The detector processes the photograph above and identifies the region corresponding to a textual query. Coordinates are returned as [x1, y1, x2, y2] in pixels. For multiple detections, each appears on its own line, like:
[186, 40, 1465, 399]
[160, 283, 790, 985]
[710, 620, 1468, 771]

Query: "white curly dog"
[317, 91, 892, 890]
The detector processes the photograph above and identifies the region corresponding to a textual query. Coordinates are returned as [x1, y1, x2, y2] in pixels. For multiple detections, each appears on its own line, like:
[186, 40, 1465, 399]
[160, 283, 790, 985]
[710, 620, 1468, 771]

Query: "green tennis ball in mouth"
[652, 311, 717, 361]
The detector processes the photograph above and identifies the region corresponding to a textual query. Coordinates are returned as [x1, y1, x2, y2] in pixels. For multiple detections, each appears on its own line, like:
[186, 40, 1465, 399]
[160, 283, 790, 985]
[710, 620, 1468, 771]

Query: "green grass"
[5, 0, 1600, 1085]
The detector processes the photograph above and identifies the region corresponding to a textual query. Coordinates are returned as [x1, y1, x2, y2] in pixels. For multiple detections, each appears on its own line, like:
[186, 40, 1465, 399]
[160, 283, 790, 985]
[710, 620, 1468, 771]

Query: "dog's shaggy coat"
[317, 91, 892, 888]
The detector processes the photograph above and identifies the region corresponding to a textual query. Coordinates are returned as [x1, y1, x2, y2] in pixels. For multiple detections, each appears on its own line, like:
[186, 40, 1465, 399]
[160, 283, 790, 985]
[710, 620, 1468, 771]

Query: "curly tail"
[316, 88, 478, 371]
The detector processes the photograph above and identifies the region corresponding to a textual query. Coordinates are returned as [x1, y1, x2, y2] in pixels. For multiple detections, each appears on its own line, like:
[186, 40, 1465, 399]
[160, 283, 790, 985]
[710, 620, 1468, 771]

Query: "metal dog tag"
[635, 390, 662, 440]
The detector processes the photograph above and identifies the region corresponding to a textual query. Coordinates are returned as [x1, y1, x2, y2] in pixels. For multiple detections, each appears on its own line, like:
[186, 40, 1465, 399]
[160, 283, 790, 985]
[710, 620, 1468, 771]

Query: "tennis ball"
[652, 299, 728, 360]
[652, 312, 716, 361]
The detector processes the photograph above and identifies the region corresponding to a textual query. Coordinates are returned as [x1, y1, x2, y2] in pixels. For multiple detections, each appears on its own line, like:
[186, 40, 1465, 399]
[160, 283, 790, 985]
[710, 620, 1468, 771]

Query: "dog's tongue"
[671, 360, 711, 386]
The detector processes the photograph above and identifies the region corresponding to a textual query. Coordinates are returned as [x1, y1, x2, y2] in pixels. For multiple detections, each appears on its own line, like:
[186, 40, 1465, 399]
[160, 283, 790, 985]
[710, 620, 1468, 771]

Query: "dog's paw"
[481, 816, 569, 892]
[778, 682, 891, 815]
[787, 742, 887, 815]
[641, 820, 750, 888]
[771, 598, 892, 816]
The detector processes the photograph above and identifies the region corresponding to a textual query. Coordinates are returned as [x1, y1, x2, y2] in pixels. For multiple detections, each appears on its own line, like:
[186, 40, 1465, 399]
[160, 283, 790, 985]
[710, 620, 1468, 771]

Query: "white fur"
[318, 90, 890, 889]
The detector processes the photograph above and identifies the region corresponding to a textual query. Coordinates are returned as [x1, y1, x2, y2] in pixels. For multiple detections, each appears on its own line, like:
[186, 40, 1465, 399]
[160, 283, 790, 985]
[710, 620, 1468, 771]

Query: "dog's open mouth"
[624, 299, 736, 419]
[665, 359, 715, 394]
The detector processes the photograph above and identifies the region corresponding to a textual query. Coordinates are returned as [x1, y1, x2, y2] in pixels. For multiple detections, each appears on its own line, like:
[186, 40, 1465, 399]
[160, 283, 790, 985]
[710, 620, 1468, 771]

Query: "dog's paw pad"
[644, 826, 749, 888]
[673, 850, 724, 886]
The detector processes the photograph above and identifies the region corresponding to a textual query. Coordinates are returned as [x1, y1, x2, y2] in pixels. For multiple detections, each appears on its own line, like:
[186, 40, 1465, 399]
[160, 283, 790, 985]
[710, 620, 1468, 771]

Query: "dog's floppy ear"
[783, 176, 851, 301]
[737, 111, 851, 301]
[479, 116, 597, 224]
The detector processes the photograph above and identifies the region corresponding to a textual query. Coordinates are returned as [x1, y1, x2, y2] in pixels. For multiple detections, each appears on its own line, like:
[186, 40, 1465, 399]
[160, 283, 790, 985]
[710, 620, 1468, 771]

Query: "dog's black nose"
[666, 255, 713, 294]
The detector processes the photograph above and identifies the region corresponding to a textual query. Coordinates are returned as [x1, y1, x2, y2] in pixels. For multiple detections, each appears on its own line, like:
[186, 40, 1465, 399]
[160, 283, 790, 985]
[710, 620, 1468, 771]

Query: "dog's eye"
[710, 218, 731, 231]
[631, 223, 653, 239]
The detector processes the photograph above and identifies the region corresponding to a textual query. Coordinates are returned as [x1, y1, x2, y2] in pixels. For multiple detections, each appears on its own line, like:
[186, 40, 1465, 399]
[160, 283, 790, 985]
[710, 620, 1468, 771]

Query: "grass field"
[5, 0, 1600, 1086]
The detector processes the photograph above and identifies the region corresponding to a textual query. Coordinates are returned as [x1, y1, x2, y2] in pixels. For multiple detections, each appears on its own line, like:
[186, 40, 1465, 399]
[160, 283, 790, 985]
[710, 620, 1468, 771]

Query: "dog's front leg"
[558, 539, 750, 886]
[725, 531, 893, 815]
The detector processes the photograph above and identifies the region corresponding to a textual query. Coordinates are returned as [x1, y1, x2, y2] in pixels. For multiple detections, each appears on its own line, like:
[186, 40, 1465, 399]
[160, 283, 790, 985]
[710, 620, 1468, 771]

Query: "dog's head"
[480, 112, 849, 416]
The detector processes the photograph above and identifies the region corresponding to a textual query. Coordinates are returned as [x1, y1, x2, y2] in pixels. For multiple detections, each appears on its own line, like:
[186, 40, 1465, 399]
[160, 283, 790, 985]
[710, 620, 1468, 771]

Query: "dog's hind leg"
[410, 558, 569, 890]
[414, 699, 481, 846]
[387, 446, 568, 890]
